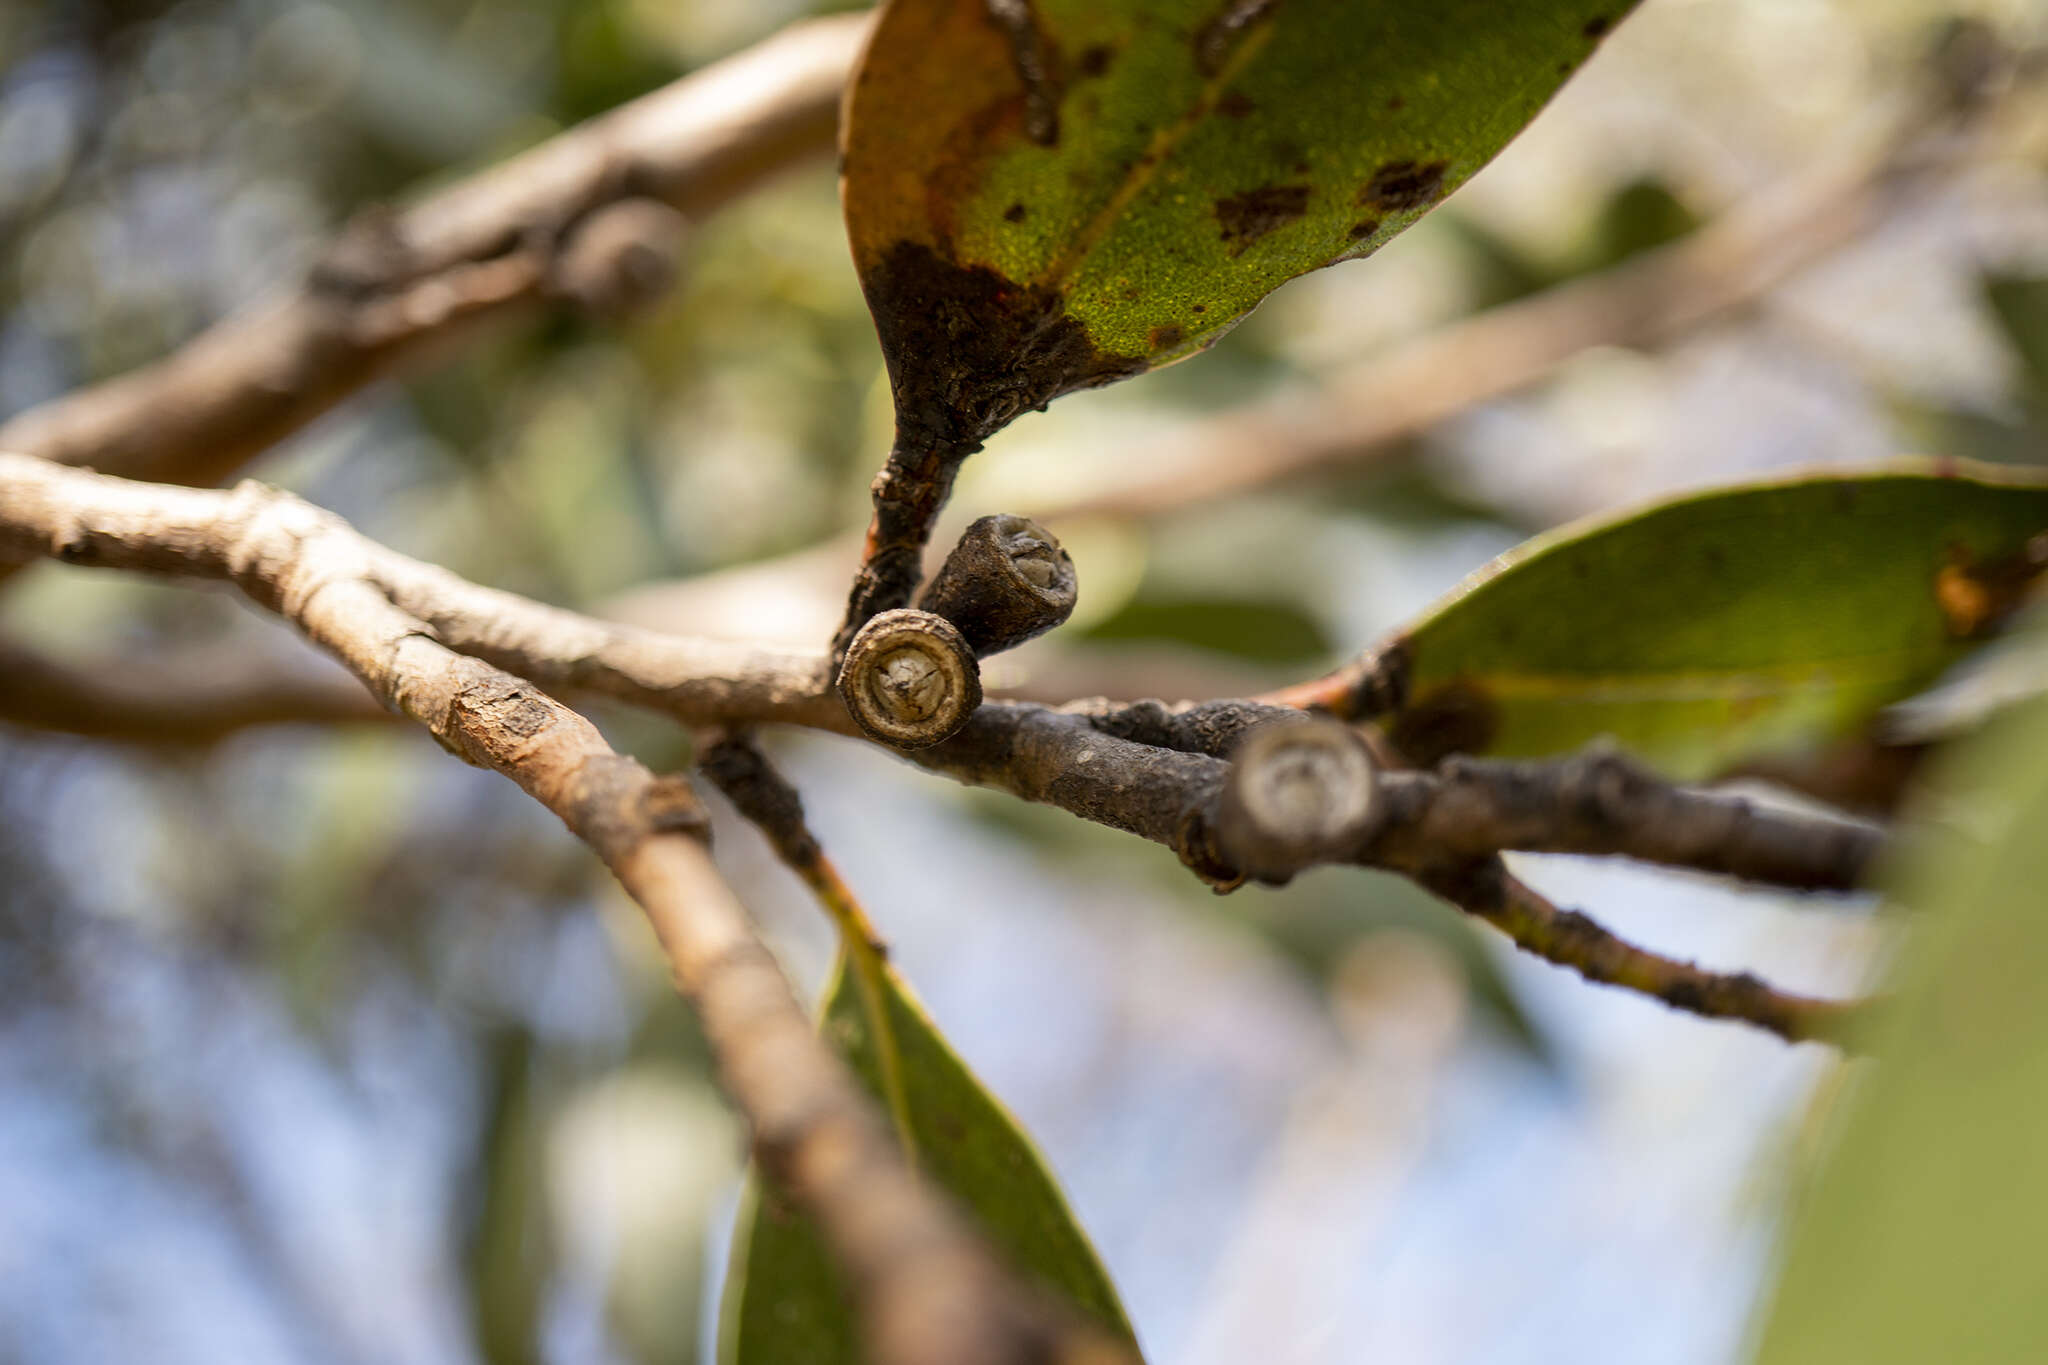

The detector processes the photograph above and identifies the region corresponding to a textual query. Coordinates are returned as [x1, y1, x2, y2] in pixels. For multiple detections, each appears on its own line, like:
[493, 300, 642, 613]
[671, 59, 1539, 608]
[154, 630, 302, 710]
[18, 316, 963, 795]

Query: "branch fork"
[836, 513, 1079, 748]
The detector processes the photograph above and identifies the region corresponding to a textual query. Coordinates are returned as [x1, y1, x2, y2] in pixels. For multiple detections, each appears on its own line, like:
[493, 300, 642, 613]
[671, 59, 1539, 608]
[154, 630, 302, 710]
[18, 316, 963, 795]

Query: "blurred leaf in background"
[2, 2, 2046, 1363]
[1752, 677, 2048, 1365]
[721, 951, 1138, 1363]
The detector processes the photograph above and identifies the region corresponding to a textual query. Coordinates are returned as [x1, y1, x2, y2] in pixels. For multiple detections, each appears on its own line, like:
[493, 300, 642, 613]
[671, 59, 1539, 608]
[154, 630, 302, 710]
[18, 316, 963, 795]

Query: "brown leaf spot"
[1385, 94, 1405, 111]
[1582, 14, 1612, 37]
[1937, 571, 1990, 636]
[1149, 323, 1185, 350]
[1218, 89, 1256, 118]
[1361, 159, 1449, 212]
[1215, 183, 1310, 256]
[1003, 201, 1028, 223]
[1387, 681, 1498, 766]
[1194, 0, 1281, 77]
[1078, 43, 1113, 77]
[863, 240, 1143, 451]
[984, 0, 1062, 147]
[1935, 540, 2048, 639]
[1348, 218, 1381, 240]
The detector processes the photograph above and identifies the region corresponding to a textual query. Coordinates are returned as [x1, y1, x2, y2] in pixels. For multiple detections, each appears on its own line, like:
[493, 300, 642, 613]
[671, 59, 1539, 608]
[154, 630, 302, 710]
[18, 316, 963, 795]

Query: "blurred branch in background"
[1, 4, 2041, 1363]
[0, 454, 1884, 1044]
[0, 636, 391, 740]
[606, 30, 2035, 653]
[0, 451, 1124, 1365]
[0, 12, 863, 508]
[1030, 18, 2029, 526]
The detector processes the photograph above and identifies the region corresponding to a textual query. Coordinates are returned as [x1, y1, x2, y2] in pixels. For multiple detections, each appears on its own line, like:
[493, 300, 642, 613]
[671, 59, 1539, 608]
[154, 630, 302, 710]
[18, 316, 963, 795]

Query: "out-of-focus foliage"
[1752, 683, 2048, 1365]
[722, 950, 1137, 1363]
[1, 0, 2046, 1363]
[1375, 463, 2048, 778]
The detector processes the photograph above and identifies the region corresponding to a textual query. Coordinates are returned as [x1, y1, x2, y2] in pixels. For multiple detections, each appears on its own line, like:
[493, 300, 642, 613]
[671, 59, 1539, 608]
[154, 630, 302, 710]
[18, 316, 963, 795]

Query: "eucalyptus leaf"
[842, 0, 1638, 450]
[1751, 689, 2048, 1364]
[1371, 462, 2048, 778]
[719, 951, 1137, 1364]
[1983, 272, 2048, 399]
[465, 1028, 551, 1365]
[1081, 593, 1331, 664]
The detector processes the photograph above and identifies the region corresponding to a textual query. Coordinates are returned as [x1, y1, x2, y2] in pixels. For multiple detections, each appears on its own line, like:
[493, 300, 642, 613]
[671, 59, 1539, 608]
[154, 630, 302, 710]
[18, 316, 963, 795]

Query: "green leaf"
[1750, 688, 2048, 1364]
[1983, 272, 2048, 399]
[719, 951, 1137, 1364]
[1081, 593, 1331, 664]
[841, 0, 1637, 448]
[1585, 174, 1700, 272]
[464, 1027, 553, 1365]
[1373, 461, 2048, 778]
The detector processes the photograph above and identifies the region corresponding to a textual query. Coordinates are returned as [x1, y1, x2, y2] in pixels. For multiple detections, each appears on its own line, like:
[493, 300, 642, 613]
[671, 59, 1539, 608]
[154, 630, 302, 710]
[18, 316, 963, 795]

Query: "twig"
[0, 454, 1884, 894]
[1716, 736, 1928, 819]
[0, 14, 865, 498]
[0, 454, 1873, 1046]
[0, 638, 392, 742]
[0, 453, 1122, 1365]
[1371, 747, 1882, 893]
[1415, 859, 1863, 1045]
[699, 733, 920, 1163]
[0, 453, 841, 729]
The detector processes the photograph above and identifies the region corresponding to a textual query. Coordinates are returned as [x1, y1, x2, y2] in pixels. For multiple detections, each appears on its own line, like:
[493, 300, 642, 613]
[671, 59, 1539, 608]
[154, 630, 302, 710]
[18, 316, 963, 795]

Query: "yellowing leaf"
[719, 951, 1137, 1363]
[842, 0, 1638, 450]
[1371, 462, 2048, 779]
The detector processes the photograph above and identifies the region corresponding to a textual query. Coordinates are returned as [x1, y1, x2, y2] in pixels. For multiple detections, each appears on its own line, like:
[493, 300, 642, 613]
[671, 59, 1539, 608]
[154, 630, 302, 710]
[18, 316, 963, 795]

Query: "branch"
[922, 707, 1871, 1042]
[0, 14, 865, 496]
[0, 453, 1882, 896]
[699, 734, 920, 1157]
[1371, 747, 1882, 893]
[0, 454, 1875, 1046]
[0, 452, 1120, 1365]
[0, 453, 841, 730]
[1416, 859, 1862, 1046]
[0, 638, 392, 742]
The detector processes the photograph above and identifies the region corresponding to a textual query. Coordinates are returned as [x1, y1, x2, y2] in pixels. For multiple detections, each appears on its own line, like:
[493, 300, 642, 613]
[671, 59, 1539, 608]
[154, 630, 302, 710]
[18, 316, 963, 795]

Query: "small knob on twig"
[1216, 719, 1381, 883]
[836, 608, 983, 748]
[918, 514, 1077, 657]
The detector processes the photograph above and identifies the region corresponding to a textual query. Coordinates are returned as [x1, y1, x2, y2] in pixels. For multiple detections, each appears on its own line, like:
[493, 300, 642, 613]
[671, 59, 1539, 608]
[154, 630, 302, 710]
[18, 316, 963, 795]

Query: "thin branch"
[1370, 747, 1882, 893]
[371, 552, 843, 730]
[0, 14, 865, 496]
[1414, 859, 1863, 1046]
[0, 453, 841, 730]
[699, 733, 920, 1162]
[0, 453, 1122, 1365]
[0, 454, 1885, 895]
[0, 454, 1874, 1047]
[1716, 736, 1928, 819]
[0, 638, 393, 742]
